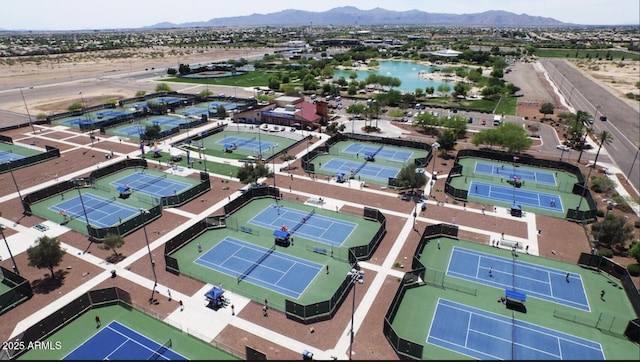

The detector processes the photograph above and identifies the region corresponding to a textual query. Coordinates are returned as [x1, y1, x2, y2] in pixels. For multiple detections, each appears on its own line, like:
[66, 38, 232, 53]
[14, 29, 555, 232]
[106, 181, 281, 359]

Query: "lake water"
[333, 60, 451, 93]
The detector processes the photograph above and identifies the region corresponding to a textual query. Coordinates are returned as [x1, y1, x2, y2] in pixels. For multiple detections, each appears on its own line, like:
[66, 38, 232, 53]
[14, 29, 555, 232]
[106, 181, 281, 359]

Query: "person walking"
[179, 300, 184, 311]
[197, 242, 202, 253]
[326, 265, 330, 274]
[565, 273, 570, 282]
[600, 290, 606, 301]
[95, 315, 101, 328]
[167, 289, 172, 301]
[231, 304, 235, 316]
[437, 240, 441, 250]
[263, 304, 268, 317]
[489, 267, 493, 277]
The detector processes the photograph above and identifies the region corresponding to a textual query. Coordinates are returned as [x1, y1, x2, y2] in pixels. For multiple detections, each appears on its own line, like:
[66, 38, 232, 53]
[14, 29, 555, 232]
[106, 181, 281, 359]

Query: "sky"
[2, 0, 639, 30]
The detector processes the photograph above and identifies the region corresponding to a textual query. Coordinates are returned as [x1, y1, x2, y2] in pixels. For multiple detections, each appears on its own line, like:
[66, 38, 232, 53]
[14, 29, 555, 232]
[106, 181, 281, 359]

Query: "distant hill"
[147, 6, 568, 29]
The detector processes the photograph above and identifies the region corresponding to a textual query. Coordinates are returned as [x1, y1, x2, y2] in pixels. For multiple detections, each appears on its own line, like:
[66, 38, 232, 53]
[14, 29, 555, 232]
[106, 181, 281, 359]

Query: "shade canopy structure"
[205, 286, 225, 301]
[273, 229, 290, 239]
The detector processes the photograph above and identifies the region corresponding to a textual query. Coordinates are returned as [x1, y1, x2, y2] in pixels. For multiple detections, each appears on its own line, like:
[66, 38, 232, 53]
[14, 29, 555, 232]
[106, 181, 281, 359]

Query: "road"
[540, 58, 640, 192]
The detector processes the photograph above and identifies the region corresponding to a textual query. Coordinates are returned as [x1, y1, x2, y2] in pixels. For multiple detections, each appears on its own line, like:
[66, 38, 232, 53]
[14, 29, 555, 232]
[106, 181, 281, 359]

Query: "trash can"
[111, 270, 116, 278]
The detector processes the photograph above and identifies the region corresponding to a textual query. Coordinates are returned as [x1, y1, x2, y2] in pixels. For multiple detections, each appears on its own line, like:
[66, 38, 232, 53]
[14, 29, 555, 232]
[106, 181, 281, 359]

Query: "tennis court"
[49, 194, 139, 228]
[469, 181, 564, 212]
[217, 136, 278, 154]
[64, 320, 185, 360]
[342, 143, 413, 163]
[59, 116, 98, 127]
[0, 150, 26, 163]
[446, 247, 590, 311]
[427, 299, 604, 360]
[110, 172, 191, 198]
[248, 204, 356, 246]
[194, 237, 322, 298]
[93, 109, 129, 119]
[322, 158, 400, 183]
[474, 161, 556, 185]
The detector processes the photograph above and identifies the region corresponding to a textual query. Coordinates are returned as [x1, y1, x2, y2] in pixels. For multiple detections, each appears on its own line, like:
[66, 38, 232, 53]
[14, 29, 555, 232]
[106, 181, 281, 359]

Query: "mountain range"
[148, 6, 568, 29]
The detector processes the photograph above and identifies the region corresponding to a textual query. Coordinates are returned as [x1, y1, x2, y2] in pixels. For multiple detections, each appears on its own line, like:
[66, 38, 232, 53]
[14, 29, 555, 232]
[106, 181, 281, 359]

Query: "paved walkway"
[2, 116, 635, 359]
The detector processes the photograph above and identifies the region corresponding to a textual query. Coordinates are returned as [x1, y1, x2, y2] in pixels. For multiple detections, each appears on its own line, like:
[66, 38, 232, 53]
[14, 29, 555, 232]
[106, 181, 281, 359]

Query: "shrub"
[596, 209, 605, 217]
[635, 221, 640, 229]
[627, 263, 640, 276]
[597, 248, 613, 258]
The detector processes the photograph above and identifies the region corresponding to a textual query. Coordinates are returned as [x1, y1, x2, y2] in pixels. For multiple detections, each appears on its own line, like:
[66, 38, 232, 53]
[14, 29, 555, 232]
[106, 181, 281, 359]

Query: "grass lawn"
[533, 48, 640, 61]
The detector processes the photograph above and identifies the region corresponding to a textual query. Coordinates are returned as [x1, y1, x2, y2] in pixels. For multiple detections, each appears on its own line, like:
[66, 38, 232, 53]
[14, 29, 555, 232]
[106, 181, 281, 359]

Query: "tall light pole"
[627, 147, 639, 184]
[429, 142, 440, 196]
[5, 161, 24, 205]
[71, 179, 92, 236]
[347, 267, 365, 360]
[0, 224, 19, 274]
[592, 105, 601, 131]
[140, 208, 158, 303]
[512, 156, 518, 205]
[255, 111, 262, 159]
[19, 88, 36, 134]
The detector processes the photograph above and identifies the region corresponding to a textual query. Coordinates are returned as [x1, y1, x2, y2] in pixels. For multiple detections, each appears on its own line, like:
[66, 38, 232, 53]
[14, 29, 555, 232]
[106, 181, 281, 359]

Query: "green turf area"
[0, 141, 43, 159]
[180, 128, 300, 161]
[163, 71, 272, 87]
[391, 237, 638, 360]
[18, 303, 239, 360]
[149, 151, 240, 178]
[170, 197, 380, 311]
[28, 168, 200, 234]
[309, 140, 427, 186]
[0, 278, 13, 294]
[451, 157, 583, 217]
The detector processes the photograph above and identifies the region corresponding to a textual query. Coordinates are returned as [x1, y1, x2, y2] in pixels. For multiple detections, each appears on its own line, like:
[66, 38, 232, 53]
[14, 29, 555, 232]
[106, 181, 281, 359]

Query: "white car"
[556, 145, 570, 151]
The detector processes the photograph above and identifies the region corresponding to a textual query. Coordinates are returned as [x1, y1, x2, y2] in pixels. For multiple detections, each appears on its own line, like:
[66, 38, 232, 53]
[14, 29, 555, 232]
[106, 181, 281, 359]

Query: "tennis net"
[147, 338, 172, 360]
[237, 244, 276, 284]
[135, 174, 168, 190]
[83, 196, 117, 214]
[235, 136, 257, 148]
[354, 160, 368, 175]
[291, 208, 315, 233]
[372, 144, 384, 157]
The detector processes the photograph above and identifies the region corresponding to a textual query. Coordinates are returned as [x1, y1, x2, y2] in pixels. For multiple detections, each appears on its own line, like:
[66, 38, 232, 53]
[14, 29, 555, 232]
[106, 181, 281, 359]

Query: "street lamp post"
[429, 142, 440, 196]
[140, 208, 158, 303]
[512, 156, 519, 205]
[5, 161, 24, 204]
[347, 267, 365, 360]
[19, 88, 36, 134]
[592, 105, 601, 131]
[0, 224, 19, 274]
[595, 200, 616, 249]
[627, 147, 639, 184]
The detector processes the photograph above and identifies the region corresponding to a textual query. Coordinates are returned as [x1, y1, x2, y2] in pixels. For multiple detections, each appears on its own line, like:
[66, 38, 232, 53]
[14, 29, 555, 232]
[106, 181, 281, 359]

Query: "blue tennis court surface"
[475, 161, 556, 185]
[0, 150, 26, 163]
[112, 172, 191, 197]
[50, 194, 139, 228]
[64, 320, 186, 360]
[447, 247, 590, 311]
[427, 299, 604, 360]
[60, 116, 98, 127]
[322, 158, 399, 182]
[469, 181, 564, 212]
[195, 237, 322, 298]
[342, 143, 413, 163]
[249, 204, 356, 246]
[217, 136, 278, 155]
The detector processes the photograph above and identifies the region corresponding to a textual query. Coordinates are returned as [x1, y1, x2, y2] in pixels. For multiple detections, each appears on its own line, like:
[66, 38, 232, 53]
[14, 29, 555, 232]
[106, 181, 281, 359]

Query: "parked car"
[481, 119, 487, 125]
[600, 116, 607, 121]
[587, 119, 594, 124]
[467, 117, 473, 123]
[556, 145, 570, 151]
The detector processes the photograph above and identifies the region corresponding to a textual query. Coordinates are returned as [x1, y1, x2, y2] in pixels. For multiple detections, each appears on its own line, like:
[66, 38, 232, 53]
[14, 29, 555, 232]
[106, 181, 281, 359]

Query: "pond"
[333, 60, 452, 93]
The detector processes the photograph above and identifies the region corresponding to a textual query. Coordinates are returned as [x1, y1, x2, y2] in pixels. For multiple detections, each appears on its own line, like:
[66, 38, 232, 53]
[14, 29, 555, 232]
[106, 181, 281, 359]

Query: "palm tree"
[592, 130, 613, 170]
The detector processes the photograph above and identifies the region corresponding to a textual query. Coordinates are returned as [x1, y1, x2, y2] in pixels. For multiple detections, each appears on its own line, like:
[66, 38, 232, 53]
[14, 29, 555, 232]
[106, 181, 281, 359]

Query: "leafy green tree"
[453, 82, 471, 98]
[394, 163, 427, 191]
[135, 91, 147, 97]
[436, 83, 451, 95]
[591, 214, 633, 251]
[321, 66, 334, 78]
[414, 88, 424, 98]
[99, 233, 125, 259]
[345, 103, 366, 117]
[500, 122, 533, 153]
[539, 102, 555, 119]
[237, 163, 270, 185]
[325, 121, 346, 135]
[630, 242, 640, 263]
[425, 86, 435, 96]
[216, 105, 227, 118]
[268, 75, 281, 90]
[412, 112, 440, 134]
[197, 89, 212, 99]
[144, 124, 161, 139]
[27, 236, 65, 278]
[442, 115, 468, 139]
[178, 63, 191, 75]
[436, 129, 456, 155]
[590, 175, 617, 195]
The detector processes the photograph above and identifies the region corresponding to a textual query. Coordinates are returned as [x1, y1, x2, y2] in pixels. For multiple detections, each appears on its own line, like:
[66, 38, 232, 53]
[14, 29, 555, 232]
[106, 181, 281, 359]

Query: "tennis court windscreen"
[237, 244, 276, 284]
